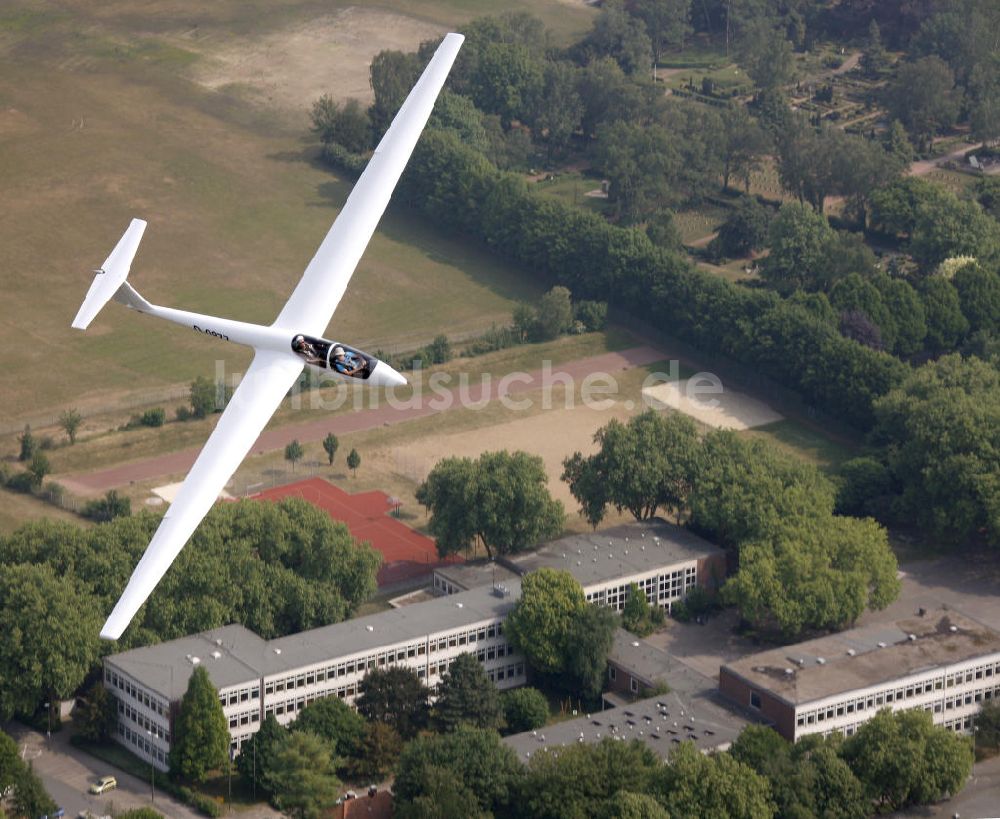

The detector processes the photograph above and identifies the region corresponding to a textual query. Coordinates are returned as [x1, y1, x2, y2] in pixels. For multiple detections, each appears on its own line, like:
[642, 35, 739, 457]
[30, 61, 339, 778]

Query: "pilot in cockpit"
[332, 345, 365, 377]
[292, 335, 325, 366]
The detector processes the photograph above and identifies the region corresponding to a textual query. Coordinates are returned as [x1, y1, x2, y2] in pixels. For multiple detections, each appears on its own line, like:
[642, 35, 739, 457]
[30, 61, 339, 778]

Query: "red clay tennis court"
[251, 477, 461, 587]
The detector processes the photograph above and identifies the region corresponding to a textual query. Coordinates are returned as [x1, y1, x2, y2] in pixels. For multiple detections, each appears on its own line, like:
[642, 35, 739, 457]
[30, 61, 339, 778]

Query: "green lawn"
[743, 418, 857, 474]
[534, 172, 611, 216]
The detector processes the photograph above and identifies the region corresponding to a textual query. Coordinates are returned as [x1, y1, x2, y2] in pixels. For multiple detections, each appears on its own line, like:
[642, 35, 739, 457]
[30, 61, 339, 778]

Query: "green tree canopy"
[290, 695, 365, 760]
[842, 708, 973, 811]
[12, 763, 56, 819]
[501, 687, 549, 734]
[59, 408, 82, 445]
[356, 666, 429, 739]
[953, 263, 1000, 335]
[578, 0, 653, 75]
[535, 286, 574, 340]
[393, 727, 523, 816]
[759, 202, 836, 293]
[170, 666, 229, 783]
[594, 121, 679, 223]
[417, 450, 564, 559]
[883, 56, 961, 149]
[562, 410, 700, 527]
[518, 738, 661, 819]
[264, 731, 340, 819]
[563, 603, 619, 700]
[346, 448, 361, 476]
[321, 433, 339, 466]
[0, 563, 102, 719]
[189, 375, 217, 419]
[284, 440, 304, 472]
[651, 741, 775, 819]
[505, 568, 586, 675]
[434, 652, 502, 732]
[919, 276, 969, 352]
[350, 721, 402, 781]
[714, 195, 769, 258]
[236, 713, 287, 798]
[310, 96, 370, 154]
[871, 354, 1000, 546]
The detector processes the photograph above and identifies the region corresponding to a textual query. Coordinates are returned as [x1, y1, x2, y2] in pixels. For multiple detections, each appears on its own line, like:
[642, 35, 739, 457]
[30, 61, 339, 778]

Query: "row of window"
[585, 567, 697, 612]
[218, 684, 260, 708]
[486, 663, 525, 684]
[105, 668, 168, 717]
[116, 698, 170, 742]
[794, 663, 1000, 728]
[945, 662, 998, 687]
[228, 709, 263, 730]
[117, 723, 167, 765]
[433, 575, 463, 595]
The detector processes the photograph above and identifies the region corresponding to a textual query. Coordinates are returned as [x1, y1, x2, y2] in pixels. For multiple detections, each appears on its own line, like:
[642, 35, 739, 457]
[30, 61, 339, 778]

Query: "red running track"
[251, 477, 461, 587]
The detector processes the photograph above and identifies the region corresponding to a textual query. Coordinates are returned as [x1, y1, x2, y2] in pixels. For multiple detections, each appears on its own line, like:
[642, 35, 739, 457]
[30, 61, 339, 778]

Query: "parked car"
[87, 777, 116, 795]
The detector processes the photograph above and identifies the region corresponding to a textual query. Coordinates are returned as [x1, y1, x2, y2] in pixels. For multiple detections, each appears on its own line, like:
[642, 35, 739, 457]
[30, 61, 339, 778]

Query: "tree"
[82, 489, 132, 522]
[27, 452, 49, 489]
[884, 56, 961, 150]
[579, 0, 653, 74]
[321, 433, 339, 466]
[519, 737, 661, 818]
[651, 741, 775, 819]
[720, 107, 770, 194]
[346, 448, 361, 476]
[842, 708, 973, 811]
[594, 121, 679, 222]
[759, 202, 836, 293]
[435, 652, 502, 732]
[738, 19, 794, 91]
[501, 687, 549, 733]
[59, 408, 82, 445]
[170, 666, 229, 782]
[0, 729, 22, 796]
[356, 666, 429, 739]
[564, 603, 618, 700]
[562, 411, 700, 527]
[877, 276, 927, 355]
[392, 727, 523, 816]
[535, 286, 574, 340]
[12, 763, 56, 819]
[532, 61, 583, 159]
[919, 276, 969, 351]
[310, 96, 369, 153]
[291, 695, 364, 760]
[645, 209, 682, 251]
[633, 0, 691, 65]
[236, 713, 287, 797]
[715, 195, 769, 258]
[417, 451, 564, 559]
[871, 354, 1000, 545]
[606, 791, 670, 819]
[369, 49, 422, 138]
[722, 514, 900, 638]
[505, 568, 586, 675]
[75, 681, 117, 743]
[0, 563, 101, 719]
[830, 274, 895, 350]
[264, 731, 340, 819]
[470, 42, 543, 128]
[351, 721, 402, 781]
[17, 424, 35, 462]
[189, 375, 217, 419]
[976, 700, 1000, 752]
[621, 584, 663, 638]
[953, 263, 1000, 335]
[882, 119, 914, 167]
[861, 19, 887, 76]
[835, 456, 892, 518]
[283, 440, 304, 473]
[428, 334, 452, 364]
[910, 195, 1000, 271]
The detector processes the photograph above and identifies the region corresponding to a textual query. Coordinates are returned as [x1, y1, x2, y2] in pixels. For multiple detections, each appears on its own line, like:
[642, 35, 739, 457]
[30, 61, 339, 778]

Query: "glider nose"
[371, 360, 408, 388]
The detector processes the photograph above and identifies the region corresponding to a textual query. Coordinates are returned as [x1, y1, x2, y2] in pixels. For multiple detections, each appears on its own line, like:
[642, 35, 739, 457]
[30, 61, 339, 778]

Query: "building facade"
[719, 610, 1000, 742]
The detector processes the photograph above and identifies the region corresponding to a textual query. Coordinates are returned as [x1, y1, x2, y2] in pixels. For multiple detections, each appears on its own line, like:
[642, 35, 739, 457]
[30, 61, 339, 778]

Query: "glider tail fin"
[71, 218, 147, 330]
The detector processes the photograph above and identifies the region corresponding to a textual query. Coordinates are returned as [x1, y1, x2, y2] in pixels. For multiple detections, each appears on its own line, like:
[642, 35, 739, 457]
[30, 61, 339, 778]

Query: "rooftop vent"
[366, 625, 375, 632]
[949, 625, 959, 633]
[796, 658, 805, 667]
[632, 641, 640, 648]
[576, 561, 582, 566]
[274, 648, 282, 655]
[877, 641, 887, 648]
[211, 650, 222, 659]
[215, 639, 223, 647]
[817, 657, 826, 665]
[190, 656, 200, 665]
[784, 668, 794, 675]
[908, 633, 917, 641]
[847, 649, 856, 656]
[456, 602, 464, 608]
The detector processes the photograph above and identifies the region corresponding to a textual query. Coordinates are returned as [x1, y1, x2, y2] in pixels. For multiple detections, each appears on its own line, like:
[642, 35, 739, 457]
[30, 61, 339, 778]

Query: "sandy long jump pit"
[190, 7, 446, 113]
[641, 379, 783, 430]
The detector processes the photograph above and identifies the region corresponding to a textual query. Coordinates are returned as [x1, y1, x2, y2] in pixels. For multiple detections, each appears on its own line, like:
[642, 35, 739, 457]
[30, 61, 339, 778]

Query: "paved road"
[5, 722, 280, 819]
[59, 346, 666, 495]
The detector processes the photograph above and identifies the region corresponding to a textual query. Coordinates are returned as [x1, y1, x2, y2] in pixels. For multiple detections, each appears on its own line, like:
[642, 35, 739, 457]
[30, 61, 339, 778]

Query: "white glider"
[72, 33, 465, 641]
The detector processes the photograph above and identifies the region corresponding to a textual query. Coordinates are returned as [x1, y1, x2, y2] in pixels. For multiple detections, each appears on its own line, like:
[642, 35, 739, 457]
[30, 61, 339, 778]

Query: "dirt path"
[59, 346, 665, 494]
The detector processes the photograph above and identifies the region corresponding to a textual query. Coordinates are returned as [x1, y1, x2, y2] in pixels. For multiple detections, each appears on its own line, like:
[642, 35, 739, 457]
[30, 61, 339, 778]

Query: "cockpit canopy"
[290, 334, 376, 380]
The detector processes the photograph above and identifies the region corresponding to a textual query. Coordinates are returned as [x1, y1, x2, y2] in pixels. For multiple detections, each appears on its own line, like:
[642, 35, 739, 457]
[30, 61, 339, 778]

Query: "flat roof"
[504, 519, 724, 588]
[434, 561, 520, 591]
[107, 581, 521, 699]
[723, 610, 1000, 706]
[503, 690, 745, 763]
[608, 629, 674, 685]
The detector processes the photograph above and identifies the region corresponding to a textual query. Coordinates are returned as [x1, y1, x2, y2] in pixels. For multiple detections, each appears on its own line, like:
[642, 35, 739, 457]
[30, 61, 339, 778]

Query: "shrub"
[140, 407, 166, 427]
[175, 405, 192, 422]
[574, 300, 608, 331]
[6, 471, 35, 494]
[502, 687, 550, 734]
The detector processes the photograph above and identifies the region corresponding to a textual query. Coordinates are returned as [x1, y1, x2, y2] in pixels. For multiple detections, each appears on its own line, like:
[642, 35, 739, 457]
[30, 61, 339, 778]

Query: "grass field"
[0, 0, 594, 427]
[534, 172, 610, 216]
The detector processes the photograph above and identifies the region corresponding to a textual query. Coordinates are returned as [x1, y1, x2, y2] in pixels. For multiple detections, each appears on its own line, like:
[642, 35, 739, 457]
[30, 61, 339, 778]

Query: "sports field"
[0, 0, 594, 425]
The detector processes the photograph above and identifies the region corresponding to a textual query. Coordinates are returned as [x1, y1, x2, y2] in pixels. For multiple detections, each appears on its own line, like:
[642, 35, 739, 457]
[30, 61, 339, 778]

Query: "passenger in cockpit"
[293, 335, 325, 366]
[332, 345, 365, 377]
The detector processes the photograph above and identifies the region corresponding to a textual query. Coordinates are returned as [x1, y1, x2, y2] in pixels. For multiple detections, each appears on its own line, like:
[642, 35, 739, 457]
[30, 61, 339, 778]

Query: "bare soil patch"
[188, 8, 445, 113]
[642, 379, 783, 430]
